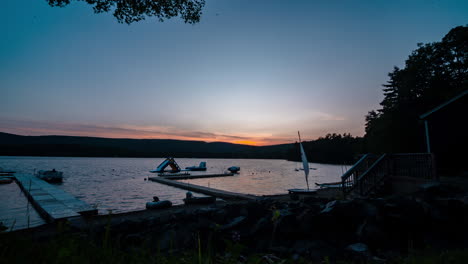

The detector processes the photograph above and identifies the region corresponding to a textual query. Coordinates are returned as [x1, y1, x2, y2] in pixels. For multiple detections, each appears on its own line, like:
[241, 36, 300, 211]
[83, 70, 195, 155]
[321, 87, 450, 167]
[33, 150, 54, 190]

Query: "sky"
[1, 0, 467, 145]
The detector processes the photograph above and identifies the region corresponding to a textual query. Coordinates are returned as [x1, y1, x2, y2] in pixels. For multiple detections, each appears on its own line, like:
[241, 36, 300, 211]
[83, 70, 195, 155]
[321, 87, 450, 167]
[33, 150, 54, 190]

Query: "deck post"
[424, 120, 431, 153]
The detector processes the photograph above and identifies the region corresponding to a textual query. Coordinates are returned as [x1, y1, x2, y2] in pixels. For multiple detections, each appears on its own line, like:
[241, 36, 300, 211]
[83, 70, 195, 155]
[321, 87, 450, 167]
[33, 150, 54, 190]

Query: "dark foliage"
[365, 26, 468, 154]
[47, 0, 205, 24]
[0, 132, 292, 159]
[287, 133, 364, 165]
[0, 132, 365, 164]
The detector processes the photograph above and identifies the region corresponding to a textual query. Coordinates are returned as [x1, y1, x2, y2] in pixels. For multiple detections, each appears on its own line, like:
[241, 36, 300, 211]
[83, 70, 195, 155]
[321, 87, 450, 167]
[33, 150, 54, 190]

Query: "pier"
[14, 174, 97, 223]
[159, 172, 234, 180]
[148, 176, 257, 200]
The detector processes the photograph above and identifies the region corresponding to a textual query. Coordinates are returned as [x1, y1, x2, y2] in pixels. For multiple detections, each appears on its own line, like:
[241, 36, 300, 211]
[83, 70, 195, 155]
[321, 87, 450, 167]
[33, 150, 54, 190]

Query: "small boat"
[35, 169, 63, 183]
[146, 196, 172, 209]
[315, 181, 343, 188]
[146, 200, 172, 209]
[288, 188, 317, 194]
[183, 192, 216, 205]
[288, 131, 312, 193]
[227, 166, 240, 173]
[0, 178, 13, 184]
[185, 162, 207, 171]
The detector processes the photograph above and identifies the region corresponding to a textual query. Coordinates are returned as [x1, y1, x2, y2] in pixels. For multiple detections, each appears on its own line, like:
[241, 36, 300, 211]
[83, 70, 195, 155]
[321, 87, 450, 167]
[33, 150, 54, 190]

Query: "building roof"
[420, 90, 468, 119]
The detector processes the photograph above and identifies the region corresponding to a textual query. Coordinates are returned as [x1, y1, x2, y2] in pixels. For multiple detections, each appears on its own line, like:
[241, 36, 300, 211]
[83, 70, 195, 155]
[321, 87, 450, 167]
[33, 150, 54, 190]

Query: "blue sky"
[1, 0, 467, 145]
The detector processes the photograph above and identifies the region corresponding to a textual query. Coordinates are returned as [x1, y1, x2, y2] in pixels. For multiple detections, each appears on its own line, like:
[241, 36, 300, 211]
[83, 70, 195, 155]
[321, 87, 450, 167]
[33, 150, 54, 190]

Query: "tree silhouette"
[47, 0, 205, 24]
[365, 26, 468, 153]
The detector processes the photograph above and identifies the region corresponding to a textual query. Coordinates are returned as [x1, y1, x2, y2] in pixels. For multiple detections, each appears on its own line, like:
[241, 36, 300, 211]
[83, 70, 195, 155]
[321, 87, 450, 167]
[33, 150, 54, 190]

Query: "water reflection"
[0, 157, 344, 214]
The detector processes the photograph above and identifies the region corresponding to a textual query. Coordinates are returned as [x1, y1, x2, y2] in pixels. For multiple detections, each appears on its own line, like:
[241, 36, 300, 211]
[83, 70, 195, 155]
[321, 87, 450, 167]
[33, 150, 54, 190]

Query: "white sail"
[298, 131, 310, 190]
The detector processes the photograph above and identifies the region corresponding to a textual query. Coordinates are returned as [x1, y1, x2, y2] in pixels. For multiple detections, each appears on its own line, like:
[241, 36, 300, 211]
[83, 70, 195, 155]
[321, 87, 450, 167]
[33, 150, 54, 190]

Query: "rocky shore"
[4, 182, 468, 263]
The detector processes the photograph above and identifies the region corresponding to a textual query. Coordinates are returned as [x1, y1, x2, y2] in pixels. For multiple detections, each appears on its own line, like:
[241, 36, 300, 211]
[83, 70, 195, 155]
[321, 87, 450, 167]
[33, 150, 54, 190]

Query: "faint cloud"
[311, 111, 346, 121]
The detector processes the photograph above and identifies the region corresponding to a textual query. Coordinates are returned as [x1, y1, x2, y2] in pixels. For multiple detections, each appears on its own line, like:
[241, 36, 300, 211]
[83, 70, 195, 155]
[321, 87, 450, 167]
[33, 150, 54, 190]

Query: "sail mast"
[298, 131, 310, 190]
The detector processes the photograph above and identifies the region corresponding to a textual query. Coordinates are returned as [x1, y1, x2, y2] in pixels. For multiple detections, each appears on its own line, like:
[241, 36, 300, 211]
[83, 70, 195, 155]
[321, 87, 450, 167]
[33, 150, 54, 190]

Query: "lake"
[0, 156, 347, 228]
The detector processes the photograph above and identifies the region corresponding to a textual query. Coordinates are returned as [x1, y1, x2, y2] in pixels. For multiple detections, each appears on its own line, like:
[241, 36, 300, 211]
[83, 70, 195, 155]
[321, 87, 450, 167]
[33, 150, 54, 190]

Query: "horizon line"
[0, 131, 296, 147]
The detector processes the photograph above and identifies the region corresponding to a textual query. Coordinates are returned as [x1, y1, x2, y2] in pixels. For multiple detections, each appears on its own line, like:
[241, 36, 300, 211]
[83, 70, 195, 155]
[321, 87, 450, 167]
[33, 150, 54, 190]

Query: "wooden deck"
[148, 176, 257, 200]
[14, 174, 98, 223]
[159, 172, 235, 180]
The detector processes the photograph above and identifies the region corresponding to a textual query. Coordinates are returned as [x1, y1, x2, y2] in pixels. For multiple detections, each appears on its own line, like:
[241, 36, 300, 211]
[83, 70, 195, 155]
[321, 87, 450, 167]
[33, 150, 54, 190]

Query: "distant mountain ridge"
[0, 132, 292, 159]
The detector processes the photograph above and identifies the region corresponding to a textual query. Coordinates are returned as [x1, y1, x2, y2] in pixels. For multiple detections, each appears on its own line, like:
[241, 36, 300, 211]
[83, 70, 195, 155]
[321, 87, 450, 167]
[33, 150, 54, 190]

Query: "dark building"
[420, 90, 468, 176]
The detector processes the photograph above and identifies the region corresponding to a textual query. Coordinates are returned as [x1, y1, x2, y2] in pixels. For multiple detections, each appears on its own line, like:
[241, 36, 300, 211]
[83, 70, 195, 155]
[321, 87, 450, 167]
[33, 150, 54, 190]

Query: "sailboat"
[288, 131, 317, 195]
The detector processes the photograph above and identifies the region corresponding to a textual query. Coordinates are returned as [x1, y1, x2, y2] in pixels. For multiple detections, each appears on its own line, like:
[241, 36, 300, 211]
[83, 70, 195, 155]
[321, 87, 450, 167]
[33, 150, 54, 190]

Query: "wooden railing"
[341, 154, 376, 195]
[341, 153, 436, 197]
[387, 153, 436, 180]
[355, 154, 388, 196]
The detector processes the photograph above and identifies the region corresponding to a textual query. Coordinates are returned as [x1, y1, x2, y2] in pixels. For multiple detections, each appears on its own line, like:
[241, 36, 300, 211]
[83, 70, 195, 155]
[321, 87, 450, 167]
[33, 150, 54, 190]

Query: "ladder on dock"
[14, 174, 98, 223]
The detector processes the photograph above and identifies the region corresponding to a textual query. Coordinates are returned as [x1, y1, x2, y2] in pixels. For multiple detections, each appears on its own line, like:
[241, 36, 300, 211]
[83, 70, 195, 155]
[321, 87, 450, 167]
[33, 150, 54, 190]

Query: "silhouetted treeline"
[0, 132, 291, 159]
[47, 0, 205, 24]
[0, 132, 364, 164]
[364, 26, 467, 154]
[364, 26, 467, 175]
[287, 133, 364, 165]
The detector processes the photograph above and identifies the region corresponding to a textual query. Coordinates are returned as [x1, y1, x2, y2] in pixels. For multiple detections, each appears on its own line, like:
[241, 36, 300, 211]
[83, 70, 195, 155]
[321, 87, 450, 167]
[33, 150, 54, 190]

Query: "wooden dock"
[148, 176, 257, 200]
[159, 172, 235, 180]
[14, 174, 98, 223]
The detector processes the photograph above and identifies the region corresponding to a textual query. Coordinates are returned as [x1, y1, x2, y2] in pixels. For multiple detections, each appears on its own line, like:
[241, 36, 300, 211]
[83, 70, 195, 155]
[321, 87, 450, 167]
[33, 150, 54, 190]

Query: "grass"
[2, 227, 468, 264]
[1, 210, 467, 264]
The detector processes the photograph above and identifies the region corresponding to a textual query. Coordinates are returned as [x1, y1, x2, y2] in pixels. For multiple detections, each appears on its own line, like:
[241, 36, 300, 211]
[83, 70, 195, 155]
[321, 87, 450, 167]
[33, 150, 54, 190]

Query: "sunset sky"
[1, 0, 467, 145]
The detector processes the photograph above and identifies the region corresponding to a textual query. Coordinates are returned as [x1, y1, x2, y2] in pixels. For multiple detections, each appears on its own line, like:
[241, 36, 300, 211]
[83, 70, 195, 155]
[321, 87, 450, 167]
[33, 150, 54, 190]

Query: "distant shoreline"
[0, 132, 361, 165]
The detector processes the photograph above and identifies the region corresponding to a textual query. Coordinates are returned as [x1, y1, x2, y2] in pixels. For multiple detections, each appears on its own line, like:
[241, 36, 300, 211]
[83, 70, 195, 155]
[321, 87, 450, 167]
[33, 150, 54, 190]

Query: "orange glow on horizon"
[232, 140, 259, 146]
[2, 124, 295, 146]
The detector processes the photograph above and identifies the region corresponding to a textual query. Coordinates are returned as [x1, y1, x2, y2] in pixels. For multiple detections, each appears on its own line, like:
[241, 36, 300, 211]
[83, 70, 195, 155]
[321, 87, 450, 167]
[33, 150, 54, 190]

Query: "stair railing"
[355, 154, 388, 196]
[341, 154, 375, 195]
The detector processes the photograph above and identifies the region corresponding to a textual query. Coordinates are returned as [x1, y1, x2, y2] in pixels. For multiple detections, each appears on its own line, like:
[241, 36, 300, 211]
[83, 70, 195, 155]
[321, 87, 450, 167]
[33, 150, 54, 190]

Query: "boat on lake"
[288, 131, 316, 195]
[315, 181, 342, 188]
[227, 166, 240, 173]
[0, 178, 13, 184]
[35, 169, 63, 183]
[185, 162, 207, 171]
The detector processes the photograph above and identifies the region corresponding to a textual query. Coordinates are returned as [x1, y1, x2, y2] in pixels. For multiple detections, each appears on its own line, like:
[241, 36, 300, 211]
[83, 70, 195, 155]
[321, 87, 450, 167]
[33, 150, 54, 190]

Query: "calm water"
[0, 156, 345, 219]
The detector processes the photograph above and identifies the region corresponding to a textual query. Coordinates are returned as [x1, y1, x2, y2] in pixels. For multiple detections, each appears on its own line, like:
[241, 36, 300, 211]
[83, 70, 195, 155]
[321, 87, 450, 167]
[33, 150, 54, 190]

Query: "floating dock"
[148, 176, 257, 200]
[14, 174, 98, 223]
[159, 172, 235, 180]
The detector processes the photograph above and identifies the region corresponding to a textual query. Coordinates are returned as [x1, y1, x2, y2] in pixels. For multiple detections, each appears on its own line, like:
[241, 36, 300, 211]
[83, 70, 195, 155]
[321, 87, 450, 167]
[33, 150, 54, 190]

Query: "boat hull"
[183, 196, 216, 205]
[36, 170, 63, 183]
[0, 179, 13, 184]
[146, 200, 172, 209]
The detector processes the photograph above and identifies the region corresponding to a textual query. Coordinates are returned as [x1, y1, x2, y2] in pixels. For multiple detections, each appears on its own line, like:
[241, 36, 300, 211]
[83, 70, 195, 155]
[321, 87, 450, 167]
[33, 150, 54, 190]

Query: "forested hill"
[0, 132, 292, 159]
[0, 132, 364, 164]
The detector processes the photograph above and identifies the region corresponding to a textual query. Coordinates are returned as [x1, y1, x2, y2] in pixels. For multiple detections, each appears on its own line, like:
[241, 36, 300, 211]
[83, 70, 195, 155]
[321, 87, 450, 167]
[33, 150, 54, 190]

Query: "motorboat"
[36, 169, 63, 183]
[227, 166, 240, 173]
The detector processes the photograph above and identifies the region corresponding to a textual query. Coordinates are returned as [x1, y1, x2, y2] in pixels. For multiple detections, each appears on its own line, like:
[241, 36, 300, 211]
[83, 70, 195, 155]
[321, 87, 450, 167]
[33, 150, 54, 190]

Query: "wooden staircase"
[341, 153, 436, 197]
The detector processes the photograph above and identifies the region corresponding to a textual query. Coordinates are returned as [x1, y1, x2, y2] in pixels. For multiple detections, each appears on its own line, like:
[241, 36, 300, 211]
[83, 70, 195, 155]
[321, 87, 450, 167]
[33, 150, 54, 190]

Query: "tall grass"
[2, 216, 468, 264]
